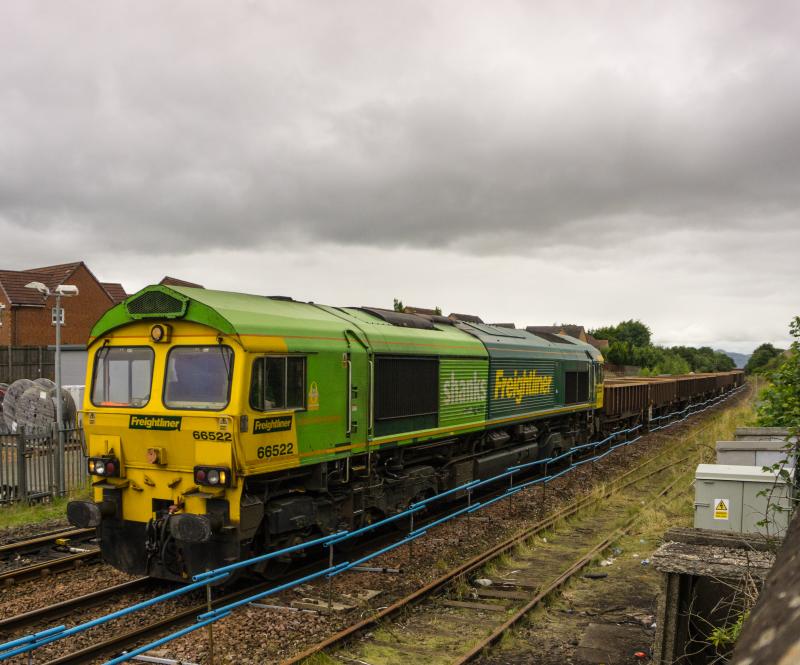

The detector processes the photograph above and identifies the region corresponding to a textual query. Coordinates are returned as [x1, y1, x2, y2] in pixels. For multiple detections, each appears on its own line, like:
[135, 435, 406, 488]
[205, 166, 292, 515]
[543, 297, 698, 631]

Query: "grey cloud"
[0, 1, 798, 355]
[2, 1, 800, 256]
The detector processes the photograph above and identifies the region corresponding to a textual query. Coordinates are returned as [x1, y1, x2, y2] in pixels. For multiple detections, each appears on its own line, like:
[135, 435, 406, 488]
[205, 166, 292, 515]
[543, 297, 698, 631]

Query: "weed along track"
[307, 441, 701, 665]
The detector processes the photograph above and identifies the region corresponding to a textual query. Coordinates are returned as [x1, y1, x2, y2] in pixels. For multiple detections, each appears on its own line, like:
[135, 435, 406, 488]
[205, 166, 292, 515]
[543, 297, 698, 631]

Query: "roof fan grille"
[126, 291, 186, 318]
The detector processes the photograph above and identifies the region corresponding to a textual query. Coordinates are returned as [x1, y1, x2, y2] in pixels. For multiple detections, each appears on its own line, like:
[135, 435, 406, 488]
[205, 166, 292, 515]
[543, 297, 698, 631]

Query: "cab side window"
[250, 356, 306, 410]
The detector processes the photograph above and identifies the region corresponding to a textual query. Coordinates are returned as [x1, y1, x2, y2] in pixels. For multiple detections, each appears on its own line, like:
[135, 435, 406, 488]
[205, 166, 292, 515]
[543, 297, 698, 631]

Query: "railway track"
[0, 578, 152, 635]
[285, 444, 701, 665]
[19, 443, 646, 665]
[0, 528, 100, 585]
[6, 387, 746, 664]
[37, 572, 322, 665]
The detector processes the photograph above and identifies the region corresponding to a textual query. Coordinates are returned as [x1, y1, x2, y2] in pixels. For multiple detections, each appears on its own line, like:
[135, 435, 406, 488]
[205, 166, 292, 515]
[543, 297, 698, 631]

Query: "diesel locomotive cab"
[68, 320, 247, 581]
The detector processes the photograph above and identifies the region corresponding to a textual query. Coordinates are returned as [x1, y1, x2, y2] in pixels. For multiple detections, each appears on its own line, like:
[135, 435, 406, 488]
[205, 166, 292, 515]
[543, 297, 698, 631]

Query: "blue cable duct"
[0, 385, 745, 664]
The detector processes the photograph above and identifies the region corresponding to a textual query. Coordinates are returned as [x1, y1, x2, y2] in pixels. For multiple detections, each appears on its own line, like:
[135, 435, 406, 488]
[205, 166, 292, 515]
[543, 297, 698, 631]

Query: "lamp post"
[25, 281, 79, 495]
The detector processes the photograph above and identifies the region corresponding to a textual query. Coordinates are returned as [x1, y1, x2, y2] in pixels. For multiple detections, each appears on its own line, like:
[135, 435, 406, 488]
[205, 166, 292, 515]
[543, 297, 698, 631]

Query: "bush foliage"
[756, 317, 800, 428]
[745, 342, 785, 375]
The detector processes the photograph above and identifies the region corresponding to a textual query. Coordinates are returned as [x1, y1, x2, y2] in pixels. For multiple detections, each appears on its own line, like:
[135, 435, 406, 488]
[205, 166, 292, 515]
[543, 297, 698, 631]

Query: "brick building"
[0, 262, 126, 347]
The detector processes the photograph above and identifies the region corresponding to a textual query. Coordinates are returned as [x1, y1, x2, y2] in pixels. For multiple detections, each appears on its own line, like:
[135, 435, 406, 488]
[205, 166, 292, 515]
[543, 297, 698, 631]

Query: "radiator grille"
[126, 291, 187, 318]
[374, 356, 438, 435]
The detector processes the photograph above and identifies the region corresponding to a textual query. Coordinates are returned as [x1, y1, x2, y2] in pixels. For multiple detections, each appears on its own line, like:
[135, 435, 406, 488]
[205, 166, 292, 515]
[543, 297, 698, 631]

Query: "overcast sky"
[1, 1, 798, 353]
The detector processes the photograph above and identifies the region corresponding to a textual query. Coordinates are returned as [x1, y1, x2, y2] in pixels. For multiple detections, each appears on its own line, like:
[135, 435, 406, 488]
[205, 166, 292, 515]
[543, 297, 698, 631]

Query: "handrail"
[346, 356, 353, 435]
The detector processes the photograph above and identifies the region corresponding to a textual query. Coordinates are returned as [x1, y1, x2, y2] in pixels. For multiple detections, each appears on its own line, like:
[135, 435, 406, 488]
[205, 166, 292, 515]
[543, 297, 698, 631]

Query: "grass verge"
[0, 490, 89, 530]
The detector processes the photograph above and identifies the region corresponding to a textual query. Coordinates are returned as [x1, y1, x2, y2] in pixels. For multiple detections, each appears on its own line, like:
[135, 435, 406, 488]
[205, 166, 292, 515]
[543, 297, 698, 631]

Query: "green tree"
[639, 348, 691, 376]
[714, 352, 736, 372]
[756, 317, 800, 427]
[745, 343, 783, 374]
[393, 298, 404, 312]
[590, 319, 651, 347]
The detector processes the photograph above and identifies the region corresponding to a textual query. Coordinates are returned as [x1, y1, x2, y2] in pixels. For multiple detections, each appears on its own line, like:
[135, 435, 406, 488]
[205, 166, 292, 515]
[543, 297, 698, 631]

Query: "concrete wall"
[60, 348, 89, 386]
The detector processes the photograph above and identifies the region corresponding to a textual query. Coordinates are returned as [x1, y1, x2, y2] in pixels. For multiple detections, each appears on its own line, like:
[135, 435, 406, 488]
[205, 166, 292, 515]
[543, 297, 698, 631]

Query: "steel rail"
[15, 383, 746, 664]
[282, 385, 750, 664]
[38, 571, 319, 665]
[0, 550, 100, 585]
[0, 528, 94, 555]
[38, 451, 687, 665]
[0, 527, 100, 584]
[282, 444, 702, 664]
[0, 578, 152, 635]
[451, 471, 694, 663]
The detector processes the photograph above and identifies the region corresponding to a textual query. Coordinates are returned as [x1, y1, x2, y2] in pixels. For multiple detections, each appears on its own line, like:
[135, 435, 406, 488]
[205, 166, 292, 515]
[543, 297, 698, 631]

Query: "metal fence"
[0, 427, 86, 504]
[0, 346, 56, 384]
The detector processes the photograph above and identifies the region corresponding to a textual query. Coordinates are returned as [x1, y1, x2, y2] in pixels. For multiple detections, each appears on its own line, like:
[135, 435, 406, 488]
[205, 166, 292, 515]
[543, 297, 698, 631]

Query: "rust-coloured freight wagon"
[600, 370, 744, 433]
[601, 379, 650, 421]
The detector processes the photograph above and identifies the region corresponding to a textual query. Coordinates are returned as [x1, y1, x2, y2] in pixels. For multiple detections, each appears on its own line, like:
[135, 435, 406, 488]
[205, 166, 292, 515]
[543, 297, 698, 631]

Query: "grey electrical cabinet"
[694, 464, 794, 537]
[715, 440, 795, 469]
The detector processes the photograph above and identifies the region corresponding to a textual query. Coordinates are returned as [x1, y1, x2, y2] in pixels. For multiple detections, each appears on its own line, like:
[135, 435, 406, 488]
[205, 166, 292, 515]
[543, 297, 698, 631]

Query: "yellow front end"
[75, 321, 252, 580]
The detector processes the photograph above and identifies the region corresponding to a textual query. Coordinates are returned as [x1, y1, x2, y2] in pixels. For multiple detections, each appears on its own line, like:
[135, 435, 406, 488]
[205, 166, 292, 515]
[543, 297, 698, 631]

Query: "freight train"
[67, 285, 744, 581]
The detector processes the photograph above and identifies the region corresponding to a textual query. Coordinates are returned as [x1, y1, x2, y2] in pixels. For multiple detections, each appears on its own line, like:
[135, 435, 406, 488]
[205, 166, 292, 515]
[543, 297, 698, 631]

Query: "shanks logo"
[253, 416, 293, 434]
[129, 415, 182, 431]
[493, 369, 553, 405]
[442, 372, 487, 406]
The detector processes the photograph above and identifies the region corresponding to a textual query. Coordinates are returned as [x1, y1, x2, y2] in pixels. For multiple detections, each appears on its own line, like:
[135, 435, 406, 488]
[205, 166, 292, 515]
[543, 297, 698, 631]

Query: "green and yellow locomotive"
[68, 284, 621, 581]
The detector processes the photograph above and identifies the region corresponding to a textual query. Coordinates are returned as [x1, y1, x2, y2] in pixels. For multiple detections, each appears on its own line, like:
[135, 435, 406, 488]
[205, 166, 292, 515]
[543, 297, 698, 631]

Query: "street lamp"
[25, 280, 79, 495]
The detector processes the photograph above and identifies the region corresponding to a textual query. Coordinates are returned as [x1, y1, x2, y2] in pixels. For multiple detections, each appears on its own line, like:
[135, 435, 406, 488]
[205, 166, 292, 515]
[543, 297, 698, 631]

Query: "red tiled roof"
[101, 282, 127, 303]
[0, 270, 54, 305]
[0, 261, 121, 307]
[160, 276, 205, 289]
[24, 261, 83, 286]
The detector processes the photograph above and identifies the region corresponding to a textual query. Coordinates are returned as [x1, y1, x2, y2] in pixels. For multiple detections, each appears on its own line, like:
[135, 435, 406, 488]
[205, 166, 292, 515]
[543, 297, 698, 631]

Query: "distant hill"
[716, 349, 751, 369]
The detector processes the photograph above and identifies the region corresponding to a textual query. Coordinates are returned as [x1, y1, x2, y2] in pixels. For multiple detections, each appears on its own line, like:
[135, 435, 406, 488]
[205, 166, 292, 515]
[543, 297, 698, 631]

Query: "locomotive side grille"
[374, 356, 438, 435]
[126, 290, 187, 318]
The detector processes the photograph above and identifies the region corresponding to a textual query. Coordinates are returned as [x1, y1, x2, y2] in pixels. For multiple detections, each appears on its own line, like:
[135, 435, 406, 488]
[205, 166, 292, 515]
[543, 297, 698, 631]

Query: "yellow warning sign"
[713, 498, 729, 520]
[308, 382, 320, 411]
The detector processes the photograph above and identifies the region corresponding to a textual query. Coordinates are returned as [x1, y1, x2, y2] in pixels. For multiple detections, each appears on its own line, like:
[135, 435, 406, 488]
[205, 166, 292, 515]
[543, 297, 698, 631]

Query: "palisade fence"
[0, 346, 56, 384]
[0, 427, 87, 504]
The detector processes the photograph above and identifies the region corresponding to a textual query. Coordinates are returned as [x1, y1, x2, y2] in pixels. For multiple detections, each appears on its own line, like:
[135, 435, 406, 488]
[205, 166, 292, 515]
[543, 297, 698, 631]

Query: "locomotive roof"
[89, 285, 487, 356]
[454, 321, 602, 362]
[90, 285, 602, 362]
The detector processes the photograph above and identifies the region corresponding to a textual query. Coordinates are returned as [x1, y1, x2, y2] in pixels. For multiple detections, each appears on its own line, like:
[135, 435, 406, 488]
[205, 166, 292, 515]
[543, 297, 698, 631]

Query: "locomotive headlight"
[149, 323, 171, 343]
[193, 466, 231, 487]
[88, 456, 120, 477]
